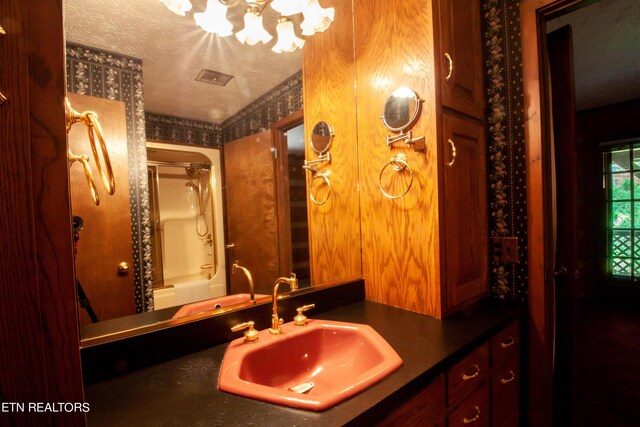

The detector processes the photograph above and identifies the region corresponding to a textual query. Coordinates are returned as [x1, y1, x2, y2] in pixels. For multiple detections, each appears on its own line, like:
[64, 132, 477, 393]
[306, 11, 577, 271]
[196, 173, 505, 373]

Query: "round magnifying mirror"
[381, 87, 421, 133]
[310, 121, 334, 155]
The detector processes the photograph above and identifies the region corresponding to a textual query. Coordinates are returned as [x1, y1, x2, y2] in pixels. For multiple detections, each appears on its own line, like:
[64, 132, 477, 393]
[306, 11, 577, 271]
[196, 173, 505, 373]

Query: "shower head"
[185, 182, 199, 192]
[185, 167, 199, 178]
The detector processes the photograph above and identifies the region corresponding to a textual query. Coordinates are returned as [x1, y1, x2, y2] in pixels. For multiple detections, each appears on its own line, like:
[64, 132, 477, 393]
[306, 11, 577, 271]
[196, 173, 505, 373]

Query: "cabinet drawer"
[492, 352, 520, 427]
[447, 381, 490, 427]
[491, 320, 519, 368]
[447, 343, 489, 406]
[376, 375, 445, 427]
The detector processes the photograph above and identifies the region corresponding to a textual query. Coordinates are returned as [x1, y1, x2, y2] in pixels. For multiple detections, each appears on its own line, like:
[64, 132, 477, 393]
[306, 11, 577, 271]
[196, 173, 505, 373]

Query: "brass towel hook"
[65, 98, 116, 206]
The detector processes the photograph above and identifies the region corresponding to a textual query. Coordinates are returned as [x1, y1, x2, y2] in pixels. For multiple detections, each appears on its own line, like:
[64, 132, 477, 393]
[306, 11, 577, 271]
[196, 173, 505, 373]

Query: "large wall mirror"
[64, 0, 354, 344]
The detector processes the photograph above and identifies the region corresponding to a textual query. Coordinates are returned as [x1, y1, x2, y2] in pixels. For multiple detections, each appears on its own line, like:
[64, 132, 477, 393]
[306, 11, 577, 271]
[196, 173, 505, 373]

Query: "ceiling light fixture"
[272, 17, 305, 53]
[160, 0, 193, 16]
[194, 0, 234, 36]
[235, 7, 273, 45]
[159, 0, 334, 53]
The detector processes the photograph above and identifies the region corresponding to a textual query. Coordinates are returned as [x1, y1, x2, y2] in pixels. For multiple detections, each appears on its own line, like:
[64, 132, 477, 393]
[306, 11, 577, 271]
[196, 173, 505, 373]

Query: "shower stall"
[146, 144, 226, 309]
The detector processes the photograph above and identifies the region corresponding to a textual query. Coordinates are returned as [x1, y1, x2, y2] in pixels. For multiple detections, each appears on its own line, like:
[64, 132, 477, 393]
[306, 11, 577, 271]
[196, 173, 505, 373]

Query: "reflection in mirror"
[381, 87, 425, 151]
[64, 0, 334, 340]
[381, 87, 421, 132]
[310, 121, 334, 155]
[146, 145, 224, 311]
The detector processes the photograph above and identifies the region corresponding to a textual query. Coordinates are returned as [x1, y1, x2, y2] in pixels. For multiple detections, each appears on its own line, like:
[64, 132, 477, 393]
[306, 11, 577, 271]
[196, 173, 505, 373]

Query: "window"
[605, 143, 640, 281]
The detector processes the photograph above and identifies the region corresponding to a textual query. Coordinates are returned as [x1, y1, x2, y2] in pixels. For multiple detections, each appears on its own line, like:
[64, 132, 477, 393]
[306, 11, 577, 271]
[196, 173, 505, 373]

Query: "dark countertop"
[84, 299, 517, 426]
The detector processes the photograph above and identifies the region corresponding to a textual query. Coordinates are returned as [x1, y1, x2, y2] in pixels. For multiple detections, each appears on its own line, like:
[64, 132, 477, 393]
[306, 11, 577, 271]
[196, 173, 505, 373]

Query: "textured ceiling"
[547, 0, 640, 111]
[65, 0, 303, 123]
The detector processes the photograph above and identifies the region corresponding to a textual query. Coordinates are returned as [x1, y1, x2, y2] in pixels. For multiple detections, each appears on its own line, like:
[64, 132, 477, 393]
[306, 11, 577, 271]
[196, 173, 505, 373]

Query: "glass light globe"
[194, 0, 233, 37]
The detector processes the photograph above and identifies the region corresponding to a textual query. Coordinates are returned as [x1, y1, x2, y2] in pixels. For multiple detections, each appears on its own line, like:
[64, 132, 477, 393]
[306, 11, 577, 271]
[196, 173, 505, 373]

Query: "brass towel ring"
[378, 153, 414, 200]
[309, 171, 331, 206]
[66, 98, 116, 205]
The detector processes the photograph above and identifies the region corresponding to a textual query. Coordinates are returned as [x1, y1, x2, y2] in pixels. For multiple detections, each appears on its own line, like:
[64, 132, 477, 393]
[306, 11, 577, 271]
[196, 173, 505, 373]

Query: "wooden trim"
[0, 0, 85, 424]
[271, 109, 305, 277]
[520, 1, 584, 425]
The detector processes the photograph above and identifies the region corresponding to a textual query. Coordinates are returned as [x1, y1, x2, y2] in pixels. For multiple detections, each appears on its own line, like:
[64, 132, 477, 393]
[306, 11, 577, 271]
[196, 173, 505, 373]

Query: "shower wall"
[147, 143, 226, 309]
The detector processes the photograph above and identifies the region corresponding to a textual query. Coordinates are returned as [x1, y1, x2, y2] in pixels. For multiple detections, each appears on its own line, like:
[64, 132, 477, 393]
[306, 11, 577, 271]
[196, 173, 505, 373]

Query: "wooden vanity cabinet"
[355, 0, 488, 319]
[436, 0, 485, 120]
[490, 321, 521, 427]
[374, 320, 520, 427]
[377, 375, 446, 427]
[436, 0, 487, 314]
[441, 113, 488, 311]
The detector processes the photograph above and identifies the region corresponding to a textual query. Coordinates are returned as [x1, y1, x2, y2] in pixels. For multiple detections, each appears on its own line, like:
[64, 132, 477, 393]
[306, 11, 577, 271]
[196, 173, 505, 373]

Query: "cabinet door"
[437, 0, 484, 119]
[376, 375, 445, 426]
[492, 352, 520, 427]
[441, 114, 488, 310]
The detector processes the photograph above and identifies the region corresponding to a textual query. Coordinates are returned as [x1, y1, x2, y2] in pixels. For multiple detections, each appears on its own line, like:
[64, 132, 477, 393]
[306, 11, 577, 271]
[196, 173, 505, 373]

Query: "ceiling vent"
[195, 69, 234, 86]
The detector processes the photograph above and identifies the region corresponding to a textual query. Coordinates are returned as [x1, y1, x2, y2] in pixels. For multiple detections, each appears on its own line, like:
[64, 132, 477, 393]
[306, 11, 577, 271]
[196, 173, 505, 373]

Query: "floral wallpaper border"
[66, 43, 153, 312]
[221, 71, 303, 142]
[145, 112, 222, 148]
[481, 0, 528, 303]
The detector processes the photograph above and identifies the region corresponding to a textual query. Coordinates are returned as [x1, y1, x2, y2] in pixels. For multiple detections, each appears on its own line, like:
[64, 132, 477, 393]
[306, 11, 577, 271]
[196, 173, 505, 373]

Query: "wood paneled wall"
[1, 0, 84, 425]
[302, 0, 362, 285]
[354, 0, 443, 317]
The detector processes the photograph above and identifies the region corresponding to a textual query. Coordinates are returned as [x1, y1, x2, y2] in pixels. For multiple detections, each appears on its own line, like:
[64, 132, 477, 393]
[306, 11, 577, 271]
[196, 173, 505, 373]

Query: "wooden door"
[67, 93, 135, 324]
[224, 130, 279, 294]
[547, 25, 579, 426]
[437, 0, 484, 119]
[442, 113, 488, 310]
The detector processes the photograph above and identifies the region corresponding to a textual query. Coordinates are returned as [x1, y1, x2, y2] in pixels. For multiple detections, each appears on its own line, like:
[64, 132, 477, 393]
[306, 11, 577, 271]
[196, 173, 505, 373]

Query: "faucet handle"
[289, 273, 298, 290]
[231, 321, 259, 343]
[293, 304, 315, 326]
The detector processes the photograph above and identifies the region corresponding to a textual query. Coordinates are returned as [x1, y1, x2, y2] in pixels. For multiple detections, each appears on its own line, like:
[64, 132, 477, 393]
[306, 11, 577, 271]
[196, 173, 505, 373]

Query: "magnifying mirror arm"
[303, 152, 331, 173]
[386, 131, 425, 152]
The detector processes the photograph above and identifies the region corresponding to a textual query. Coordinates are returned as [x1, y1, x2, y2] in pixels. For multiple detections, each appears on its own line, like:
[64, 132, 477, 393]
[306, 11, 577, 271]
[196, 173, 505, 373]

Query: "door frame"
[272, 109, 304, 278]
[521, 0, 589, 425]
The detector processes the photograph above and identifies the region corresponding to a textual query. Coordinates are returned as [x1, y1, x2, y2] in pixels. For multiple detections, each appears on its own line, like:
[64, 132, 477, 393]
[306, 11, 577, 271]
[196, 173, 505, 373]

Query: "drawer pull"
[500, 370, 516, 384]
[500, 336, 516, 348]
[463, 405, 481, 424]
[461, 364, 480, 381]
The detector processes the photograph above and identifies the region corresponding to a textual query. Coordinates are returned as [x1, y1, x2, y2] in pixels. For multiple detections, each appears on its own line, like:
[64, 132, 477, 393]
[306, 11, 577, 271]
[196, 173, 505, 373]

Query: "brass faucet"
[269, 273, 298, 335]
[232, 261, 255, 301]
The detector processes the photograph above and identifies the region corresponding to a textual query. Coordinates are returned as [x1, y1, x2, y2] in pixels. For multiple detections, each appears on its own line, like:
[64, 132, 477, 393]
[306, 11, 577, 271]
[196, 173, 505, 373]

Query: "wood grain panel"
[224, 130, 279, 294]
[68, 93, 136, 323]
[441, 113, 488, 311]
[1, 0, 84, 424]
[436, 0, 484, 120]
[354, 0, 442, 317]
[377, 374, 445, 426]
[303, 0, 362, 285]
[520, 1, 569, 425]
[447, 382, 490, 427]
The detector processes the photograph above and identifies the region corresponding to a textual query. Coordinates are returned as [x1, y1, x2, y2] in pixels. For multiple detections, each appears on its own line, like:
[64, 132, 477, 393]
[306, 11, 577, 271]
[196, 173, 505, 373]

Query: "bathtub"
[153, 277, 226, 310]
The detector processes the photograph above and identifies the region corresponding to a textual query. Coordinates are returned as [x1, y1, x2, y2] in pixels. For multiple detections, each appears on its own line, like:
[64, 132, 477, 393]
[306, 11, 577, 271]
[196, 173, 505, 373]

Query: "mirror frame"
[381, 87, 422, 134]
[309, 120, 334, 155]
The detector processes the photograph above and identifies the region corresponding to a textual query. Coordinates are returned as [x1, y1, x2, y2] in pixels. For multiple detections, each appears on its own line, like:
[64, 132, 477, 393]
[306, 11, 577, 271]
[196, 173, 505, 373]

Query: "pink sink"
[218, 319, 403, 411]
[172, 294, 268, 319]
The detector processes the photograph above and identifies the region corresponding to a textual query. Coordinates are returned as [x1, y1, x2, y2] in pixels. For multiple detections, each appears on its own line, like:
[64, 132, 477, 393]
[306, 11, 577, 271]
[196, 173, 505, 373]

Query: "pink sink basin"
[172, 294, 268, 319]
[218, 319, 403, 411]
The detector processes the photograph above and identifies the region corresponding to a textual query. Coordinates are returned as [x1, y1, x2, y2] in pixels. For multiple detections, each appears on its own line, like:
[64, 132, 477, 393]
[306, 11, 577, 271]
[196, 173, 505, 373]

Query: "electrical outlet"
[491, 237, 519, 263]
